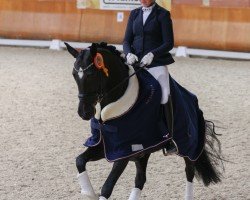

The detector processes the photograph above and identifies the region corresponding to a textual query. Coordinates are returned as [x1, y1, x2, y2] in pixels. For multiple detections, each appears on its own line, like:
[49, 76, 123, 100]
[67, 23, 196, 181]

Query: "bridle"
[74, 60, 147, 105]
[73, 62, 104, 103]
[73, 62, 93, 73]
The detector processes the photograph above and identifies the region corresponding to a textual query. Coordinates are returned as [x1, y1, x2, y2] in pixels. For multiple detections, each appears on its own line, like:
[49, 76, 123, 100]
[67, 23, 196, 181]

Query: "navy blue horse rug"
[84, 66, 205, 162]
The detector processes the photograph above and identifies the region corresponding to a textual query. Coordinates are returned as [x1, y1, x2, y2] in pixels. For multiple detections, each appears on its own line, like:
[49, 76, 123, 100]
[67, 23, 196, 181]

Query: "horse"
[65, 42, 224, 200]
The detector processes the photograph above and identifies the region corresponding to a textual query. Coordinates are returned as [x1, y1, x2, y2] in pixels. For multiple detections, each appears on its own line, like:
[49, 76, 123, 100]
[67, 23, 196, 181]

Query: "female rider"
[123, 0, 177, 153]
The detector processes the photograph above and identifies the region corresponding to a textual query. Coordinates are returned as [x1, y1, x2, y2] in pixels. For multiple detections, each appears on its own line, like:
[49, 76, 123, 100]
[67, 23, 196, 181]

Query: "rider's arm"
[151, 11, 174, 57]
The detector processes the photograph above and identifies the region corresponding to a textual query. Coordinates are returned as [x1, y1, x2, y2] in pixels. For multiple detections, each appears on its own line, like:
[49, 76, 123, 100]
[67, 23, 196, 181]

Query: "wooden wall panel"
[79, 9, 129, 43]
[0, 0, 249, 52]
[172, 0, 202, 6]
[171, 4, 250, 51]
[209, 0, 250, 8]
[0, 0, 82, 40]
[172, 0, 250, 7]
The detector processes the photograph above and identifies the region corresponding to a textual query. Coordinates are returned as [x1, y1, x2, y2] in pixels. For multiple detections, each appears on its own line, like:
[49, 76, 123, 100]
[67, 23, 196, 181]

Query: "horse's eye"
[72, 71, 77, 78]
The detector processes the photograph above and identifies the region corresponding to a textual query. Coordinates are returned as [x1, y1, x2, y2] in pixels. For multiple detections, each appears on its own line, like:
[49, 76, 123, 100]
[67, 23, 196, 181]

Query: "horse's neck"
[100, 62, 129, 109]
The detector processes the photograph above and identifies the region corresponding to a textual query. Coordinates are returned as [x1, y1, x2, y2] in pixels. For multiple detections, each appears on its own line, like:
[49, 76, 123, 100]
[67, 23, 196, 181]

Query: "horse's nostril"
[80, 111, 93, 120]
[78, 101, 95, 120]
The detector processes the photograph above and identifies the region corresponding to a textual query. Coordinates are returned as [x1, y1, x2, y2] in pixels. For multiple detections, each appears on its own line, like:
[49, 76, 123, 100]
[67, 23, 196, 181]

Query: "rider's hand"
[140, 52, 154, 66]
[126, 53, 138, 65]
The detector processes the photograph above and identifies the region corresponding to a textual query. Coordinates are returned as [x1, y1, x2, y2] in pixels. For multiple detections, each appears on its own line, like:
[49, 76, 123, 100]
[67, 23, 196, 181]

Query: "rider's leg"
[100, 159, 129, 199]
[128, 153, 151, 200]
[184, 157, 195, 200]
[76, 144, 105, 200]
[147, 66, 177, 154]
[163, 94, 177, 154]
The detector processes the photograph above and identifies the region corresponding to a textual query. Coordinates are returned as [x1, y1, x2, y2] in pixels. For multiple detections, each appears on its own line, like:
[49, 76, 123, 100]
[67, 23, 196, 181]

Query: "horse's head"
[65, 42, 110, 120]
[66, 42, 128, 120]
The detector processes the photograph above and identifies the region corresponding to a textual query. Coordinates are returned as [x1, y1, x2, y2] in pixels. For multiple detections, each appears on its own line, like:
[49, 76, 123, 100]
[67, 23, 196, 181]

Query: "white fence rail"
[0, 38, 249, 60]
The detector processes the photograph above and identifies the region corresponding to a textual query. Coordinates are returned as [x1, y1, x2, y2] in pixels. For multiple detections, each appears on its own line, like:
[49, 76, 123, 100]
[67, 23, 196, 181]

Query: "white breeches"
[147, 65, 170, 104]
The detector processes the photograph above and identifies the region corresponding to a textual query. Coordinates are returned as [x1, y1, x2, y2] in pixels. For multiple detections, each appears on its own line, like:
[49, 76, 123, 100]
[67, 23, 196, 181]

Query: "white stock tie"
[142, 5, 155, 24]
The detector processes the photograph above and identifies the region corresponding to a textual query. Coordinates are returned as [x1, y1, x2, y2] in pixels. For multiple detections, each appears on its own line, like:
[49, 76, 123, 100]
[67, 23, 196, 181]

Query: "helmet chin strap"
[142, 1, 155, 8]
[149, 3, 154, 7]
[150, 0, 156, 6]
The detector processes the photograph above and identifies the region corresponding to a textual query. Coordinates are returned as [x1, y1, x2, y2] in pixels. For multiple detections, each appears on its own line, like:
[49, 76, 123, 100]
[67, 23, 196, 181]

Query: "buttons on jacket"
[142, 7, 152, 12]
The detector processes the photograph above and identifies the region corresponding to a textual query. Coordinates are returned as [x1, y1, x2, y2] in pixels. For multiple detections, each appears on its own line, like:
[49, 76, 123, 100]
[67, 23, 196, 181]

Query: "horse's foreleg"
[128, 153, 151, 200]
[99, 159, 129, 200]
[76, 144, 104, 173]
[76, 144, 104, 200]
[184, 157, 195, 200]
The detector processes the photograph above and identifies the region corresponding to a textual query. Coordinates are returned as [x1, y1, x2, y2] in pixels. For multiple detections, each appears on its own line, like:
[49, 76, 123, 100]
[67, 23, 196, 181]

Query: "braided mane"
[89, 42, 126, 63]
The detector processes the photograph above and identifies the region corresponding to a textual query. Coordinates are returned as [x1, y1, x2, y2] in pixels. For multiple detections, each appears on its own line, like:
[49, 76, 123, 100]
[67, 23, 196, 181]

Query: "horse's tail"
[194, 110, 224, 186]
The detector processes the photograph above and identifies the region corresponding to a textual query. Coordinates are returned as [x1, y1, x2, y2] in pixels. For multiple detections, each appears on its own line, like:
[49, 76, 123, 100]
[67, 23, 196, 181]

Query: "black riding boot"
[163, 95, 177, 155]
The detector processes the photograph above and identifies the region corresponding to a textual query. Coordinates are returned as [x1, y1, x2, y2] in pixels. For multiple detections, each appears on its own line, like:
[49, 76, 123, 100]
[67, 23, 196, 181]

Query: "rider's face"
[140, 0, 155, 7]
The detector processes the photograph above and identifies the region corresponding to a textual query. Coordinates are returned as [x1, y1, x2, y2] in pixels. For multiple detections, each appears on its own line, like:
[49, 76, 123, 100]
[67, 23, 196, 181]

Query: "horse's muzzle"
[78, 101, 95, 120]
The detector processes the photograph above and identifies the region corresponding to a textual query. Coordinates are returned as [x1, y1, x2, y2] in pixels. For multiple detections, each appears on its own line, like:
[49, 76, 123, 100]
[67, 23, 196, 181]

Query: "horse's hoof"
[81, 191, 98, 200]
[185, 195, 194, 200]
[128, 188, 142, 200]
[99, 196, 108, 200]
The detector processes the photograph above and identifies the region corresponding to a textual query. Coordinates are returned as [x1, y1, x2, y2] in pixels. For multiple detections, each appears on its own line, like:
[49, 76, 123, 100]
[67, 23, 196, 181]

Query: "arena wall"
[0, 0, 249, 52]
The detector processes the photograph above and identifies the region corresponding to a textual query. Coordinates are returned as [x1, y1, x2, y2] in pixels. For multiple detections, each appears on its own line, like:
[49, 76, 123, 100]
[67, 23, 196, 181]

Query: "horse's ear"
[64, 42, 79, 58]
[90, 43, 97, 58]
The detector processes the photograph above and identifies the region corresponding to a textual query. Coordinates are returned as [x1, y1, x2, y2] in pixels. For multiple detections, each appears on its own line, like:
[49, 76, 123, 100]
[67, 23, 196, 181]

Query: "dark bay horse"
[65, 42, 224, 200]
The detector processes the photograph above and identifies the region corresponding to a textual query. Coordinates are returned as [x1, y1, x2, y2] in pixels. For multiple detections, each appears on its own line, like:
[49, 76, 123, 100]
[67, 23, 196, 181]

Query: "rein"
[99, 63, 147, 100]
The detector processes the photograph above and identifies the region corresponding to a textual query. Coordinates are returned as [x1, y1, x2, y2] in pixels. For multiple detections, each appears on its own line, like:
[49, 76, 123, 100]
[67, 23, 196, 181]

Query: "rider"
[123, 0, 177, 153]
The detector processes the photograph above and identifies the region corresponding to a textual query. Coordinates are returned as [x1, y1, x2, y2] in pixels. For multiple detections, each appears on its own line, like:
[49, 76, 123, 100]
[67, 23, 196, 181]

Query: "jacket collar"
[142, 3, 155, 12]
[142, 3, 159, 27]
